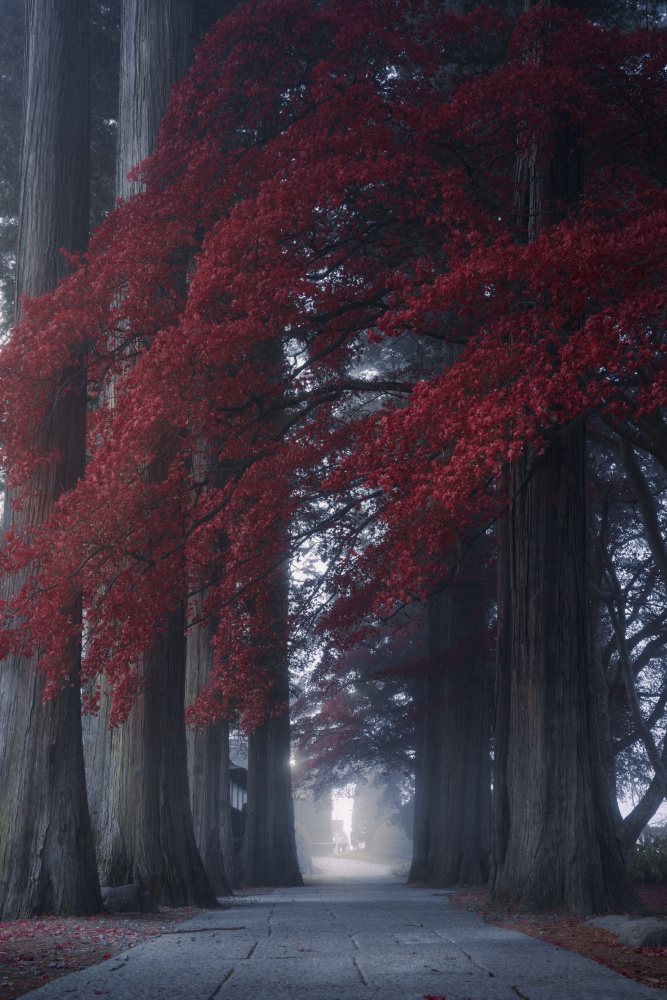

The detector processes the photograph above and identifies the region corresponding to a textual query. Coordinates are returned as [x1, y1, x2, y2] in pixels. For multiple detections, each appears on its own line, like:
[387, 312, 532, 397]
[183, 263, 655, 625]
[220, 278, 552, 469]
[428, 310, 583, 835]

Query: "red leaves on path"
[0, 908, 203, 1000]
[450, 887, 667, 991]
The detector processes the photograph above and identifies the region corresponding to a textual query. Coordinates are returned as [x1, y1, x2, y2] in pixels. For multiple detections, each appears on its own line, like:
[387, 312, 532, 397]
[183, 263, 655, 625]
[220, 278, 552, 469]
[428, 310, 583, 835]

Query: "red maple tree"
[0, 0, 663, 730]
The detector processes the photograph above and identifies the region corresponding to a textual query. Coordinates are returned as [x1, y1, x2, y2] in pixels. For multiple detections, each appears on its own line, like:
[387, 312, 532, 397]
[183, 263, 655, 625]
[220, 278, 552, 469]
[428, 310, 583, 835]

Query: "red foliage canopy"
[0, 0, 664, 725]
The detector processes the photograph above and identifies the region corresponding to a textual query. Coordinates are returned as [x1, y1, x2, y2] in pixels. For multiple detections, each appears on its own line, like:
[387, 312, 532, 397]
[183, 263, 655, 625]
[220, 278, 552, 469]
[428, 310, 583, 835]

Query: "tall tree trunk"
[243, 570, 302, 887]
[244, 701, 303, 888]
[84, 674, 124, 882]
[490, 470, 512, 892]
[132, 606, 219, 904]
[91, 528, 216, 902]
[83, 0, 216, 906]
[490, 0, 640, 913]
[491, 430, 640, 912]
[186, 614, 234, 895]
[409, 556, 492, 886]
[185, 439, 233, 894]
[241, 335, 302, 888]
[0, 0, 100, 919]
[116, 0, 193, 201]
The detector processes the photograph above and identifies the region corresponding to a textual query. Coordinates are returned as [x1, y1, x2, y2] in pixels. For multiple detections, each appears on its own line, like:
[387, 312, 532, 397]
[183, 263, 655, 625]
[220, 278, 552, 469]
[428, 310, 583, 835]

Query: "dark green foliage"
[632, 837, 667, 885]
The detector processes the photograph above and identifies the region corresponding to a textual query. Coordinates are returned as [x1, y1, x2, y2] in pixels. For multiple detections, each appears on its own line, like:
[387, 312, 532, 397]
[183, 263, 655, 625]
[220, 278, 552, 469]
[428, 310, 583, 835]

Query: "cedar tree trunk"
[244, 699, 303, 888]
[0, 0, 101, 919]
[116, 0, 193, 200]
[84, 0, 215, 906]
[91, 503, 216, 902]
[243, 570, 302, 887]
[490, 2, 640, 911]
[185, 438, 233, 894]
[491, 429, 640, 912]
[128, 607, 218, 905]
[90, 616, 219, 907]
[409, 561, 492, 886]
[186, 614, 234, 895]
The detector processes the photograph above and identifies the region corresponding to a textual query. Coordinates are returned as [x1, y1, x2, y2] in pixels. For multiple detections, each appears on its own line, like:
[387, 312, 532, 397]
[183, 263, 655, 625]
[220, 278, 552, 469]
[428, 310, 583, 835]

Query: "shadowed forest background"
[0, 0, 666, 925]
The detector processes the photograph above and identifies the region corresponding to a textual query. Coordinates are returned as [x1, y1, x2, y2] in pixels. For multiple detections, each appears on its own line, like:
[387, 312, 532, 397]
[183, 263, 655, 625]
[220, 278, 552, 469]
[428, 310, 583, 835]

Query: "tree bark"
[137, 608, 219, 904]
[409, 558, 492, 886]
[491, 0, 640, 911]
[84, 674, 124, 881]
[244, 698, 303, 888]
[90, 599, 218, 903]
[116, 0, 193, 200]
[83, 0, 216, 906]
[14, 1, 90, 302]
[491, 429, 641, 912]
[185, 437, 234, 894]
[90, 505, 216, 904]
[243, 569, 303, 887]
[490, 478, 512, 893]
[0, 0, 100, 919]
[186, 614, 234, 895]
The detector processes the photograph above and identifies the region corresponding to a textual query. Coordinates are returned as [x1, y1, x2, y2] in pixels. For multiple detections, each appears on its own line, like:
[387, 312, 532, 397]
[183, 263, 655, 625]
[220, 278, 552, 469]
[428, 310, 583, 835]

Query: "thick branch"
[614, 600, 667, 801]
[620, 440, 667, 594]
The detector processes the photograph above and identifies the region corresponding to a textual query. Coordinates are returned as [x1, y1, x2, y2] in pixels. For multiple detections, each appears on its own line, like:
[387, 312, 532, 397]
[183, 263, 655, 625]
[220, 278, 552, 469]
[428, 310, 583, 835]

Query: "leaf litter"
[0, 904, 213, 1000]
[450, 885, 667, 991]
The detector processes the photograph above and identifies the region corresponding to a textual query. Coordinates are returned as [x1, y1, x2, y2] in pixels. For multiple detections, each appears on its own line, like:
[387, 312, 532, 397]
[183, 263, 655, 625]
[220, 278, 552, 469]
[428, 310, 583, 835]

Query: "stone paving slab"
[24, 858, 663, 999]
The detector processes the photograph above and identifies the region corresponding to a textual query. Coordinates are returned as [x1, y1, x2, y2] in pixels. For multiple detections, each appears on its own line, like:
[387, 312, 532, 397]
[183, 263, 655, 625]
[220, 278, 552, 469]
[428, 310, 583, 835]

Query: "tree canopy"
[0, 0, 665, 735]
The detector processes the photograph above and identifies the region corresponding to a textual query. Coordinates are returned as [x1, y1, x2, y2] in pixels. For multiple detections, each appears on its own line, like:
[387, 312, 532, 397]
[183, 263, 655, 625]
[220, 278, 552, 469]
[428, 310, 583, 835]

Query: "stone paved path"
[25, 857, 661, 999]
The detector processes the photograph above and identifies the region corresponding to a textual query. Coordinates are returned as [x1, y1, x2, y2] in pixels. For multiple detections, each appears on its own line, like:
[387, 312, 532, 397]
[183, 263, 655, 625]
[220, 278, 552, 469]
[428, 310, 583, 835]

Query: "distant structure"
[228, 757, 333, 854]
[351, 780, 383, 850]
[230, 759, 248, 837]
[332, 818, 350, 853]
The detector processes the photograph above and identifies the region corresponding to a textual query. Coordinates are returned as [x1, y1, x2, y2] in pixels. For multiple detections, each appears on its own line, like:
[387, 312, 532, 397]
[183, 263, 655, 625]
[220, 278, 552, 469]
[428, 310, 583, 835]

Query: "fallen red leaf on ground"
[0, 906, 208, 1000]
[449, 885, 667, 992]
